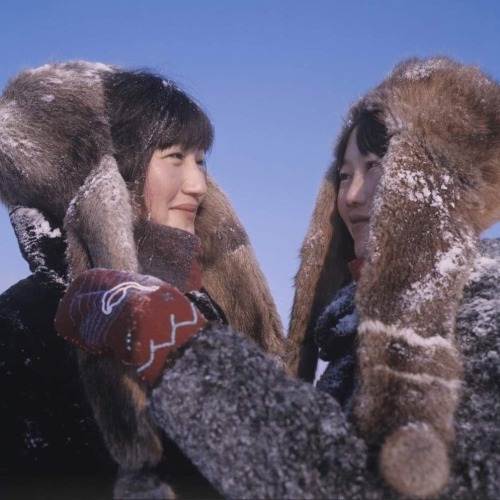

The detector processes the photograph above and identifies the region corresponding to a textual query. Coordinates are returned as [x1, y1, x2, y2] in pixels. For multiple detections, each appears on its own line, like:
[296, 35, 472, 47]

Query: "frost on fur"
[353, 58, 500, 497]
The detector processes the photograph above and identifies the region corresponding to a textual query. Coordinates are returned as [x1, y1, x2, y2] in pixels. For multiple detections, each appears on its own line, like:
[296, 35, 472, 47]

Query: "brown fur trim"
[287, 176, 352, 380]
[64, 154, 138, 276]
[196, 177, 285, 359]
[0, 61, 116, 221]
[288, 56, 500, 497]
[78, 353, 164, 469]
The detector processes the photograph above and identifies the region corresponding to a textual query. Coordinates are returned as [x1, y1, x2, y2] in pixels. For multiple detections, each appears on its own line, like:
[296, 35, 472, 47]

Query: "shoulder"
[0, 273, 64, 335]
[449, 238, 500, 496]
[0, 273, 70, 387]
[0, 274, 115, 477]
[457, 238, 500, 387]
[459, 238, 500, 334]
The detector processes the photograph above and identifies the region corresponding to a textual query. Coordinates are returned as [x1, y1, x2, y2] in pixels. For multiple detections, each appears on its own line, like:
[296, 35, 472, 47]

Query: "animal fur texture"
[288, 57, 500, 498]
[0, 61, 284, 497]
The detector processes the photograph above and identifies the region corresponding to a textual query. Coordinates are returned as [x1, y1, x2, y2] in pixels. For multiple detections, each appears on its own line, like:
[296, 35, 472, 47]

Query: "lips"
[171, 204, 198, 213]
[349, 216, 370, 225]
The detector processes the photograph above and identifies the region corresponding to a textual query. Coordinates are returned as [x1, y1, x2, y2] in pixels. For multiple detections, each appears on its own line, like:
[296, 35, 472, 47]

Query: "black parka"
[0, 210, 220, 498]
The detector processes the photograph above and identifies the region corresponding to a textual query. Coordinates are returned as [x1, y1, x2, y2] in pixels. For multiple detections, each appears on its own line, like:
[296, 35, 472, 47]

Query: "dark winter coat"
[0, 209, 223, 498]
[0, 209, 282, 500]
[148, 238, 500, 499]
[0, 203, 284, 498]
[0, 209, 113, 495]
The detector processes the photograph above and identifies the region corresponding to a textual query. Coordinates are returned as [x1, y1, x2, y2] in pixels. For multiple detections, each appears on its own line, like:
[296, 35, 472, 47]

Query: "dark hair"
[333, 109, 389, 188]
[331, 109, 390, 266]
[104, 70, 214, 207]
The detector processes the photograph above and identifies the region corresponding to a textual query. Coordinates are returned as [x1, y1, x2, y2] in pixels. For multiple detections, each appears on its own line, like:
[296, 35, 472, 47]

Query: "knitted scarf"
[135, 220, 202, 293]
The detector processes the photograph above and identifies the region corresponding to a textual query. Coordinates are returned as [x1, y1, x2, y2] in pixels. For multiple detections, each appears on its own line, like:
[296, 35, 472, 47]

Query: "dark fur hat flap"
[0, 61, 116, 222]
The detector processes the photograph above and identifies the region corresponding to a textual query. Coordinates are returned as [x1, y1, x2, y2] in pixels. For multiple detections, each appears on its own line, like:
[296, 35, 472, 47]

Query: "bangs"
[105, 69, 215, 203]
[155, 89, 214, 153]
[355, 111, 389, 158]
[333, 109, 390, 190]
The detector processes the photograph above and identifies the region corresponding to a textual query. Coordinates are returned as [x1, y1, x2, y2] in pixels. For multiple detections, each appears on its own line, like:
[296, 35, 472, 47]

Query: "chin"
[175, 223, 195, 234]
[354, 242, 367, 260]
[167, 218, 195, 234]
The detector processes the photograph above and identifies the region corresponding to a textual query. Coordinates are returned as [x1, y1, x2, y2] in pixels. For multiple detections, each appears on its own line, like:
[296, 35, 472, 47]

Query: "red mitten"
[55, 268, 207, 385]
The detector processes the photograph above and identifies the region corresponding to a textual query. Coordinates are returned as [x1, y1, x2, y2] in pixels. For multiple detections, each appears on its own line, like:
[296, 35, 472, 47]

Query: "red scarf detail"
[348, 258, 364, 282]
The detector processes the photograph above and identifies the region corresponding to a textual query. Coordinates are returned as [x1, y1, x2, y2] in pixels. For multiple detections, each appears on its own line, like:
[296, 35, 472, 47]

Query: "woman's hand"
[55, 268, 207, 385]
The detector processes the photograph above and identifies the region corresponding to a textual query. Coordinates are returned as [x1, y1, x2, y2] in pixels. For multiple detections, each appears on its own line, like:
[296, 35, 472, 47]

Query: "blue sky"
[1, 0, 499, 325]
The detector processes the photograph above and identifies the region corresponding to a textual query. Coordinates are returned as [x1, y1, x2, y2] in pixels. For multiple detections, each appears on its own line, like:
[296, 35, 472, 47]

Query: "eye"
[168, 152, 184, 161]
[367, 160, 382, 170]
[339, 171, 351, 182]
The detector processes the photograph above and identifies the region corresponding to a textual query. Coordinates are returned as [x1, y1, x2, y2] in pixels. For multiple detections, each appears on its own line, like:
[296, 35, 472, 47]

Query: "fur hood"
[0, 61, 284, 357]
[288, 56, 500, 497]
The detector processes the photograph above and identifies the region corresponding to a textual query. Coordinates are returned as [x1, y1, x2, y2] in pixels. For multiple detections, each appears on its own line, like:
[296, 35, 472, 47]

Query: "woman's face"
[337, 127, 383, 259]
[144, 145, 207, 233]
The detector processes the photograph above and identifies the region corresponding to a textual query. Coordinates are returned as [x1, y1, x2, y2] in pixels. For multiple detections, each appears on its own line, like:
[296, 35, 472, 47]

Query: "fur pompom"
[380, 423, 449, 498]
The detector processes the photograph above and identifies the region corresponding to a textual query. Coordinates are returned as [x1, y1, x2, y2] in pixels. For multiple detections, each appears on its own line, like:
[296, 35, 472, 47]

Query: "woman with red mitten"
[0, 63, 284, 499]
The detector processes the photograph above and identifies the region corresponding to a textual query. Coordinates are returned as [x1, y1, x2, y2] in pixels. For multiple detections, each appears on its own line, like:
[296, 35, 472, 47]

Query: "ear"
[195, 176, 285, 360]
[63, 154, 139, 277]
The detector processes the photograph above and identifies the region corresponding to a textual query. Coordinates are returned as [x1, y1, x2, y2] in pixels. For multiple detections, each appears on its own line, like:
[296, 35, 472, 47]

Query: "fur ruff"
[288, 56, 500, 497]
[0, 61, 284, 496]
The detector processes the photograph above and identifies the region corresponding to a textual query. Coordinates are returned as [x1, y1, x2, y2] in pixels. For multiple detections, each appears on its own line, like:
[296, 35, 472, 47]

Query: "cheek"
[163, 176, 183, 204]
[146, 167, 182, 206]
[366, 171, 383, 208]
[337, 190, 348, 223]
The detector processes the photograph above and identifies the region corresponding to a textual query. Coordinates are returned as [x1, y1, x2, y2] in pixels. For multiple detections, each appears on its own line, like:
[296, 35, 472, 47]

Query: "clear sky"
[1, 0, 499, 326]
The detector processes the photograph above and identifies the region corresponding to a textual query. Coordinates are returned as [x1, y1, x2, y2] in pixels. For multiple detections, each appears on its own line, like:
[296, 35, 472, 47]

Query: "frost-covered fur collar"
[288, 56, 500, 497]
[9, 206, 68, 288]
[9, 206, 203, 294]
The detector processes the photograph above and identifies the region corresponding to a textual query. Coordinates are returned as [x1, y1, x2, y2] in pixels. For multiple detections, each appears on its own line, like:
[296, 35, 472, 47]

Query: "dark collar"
[134, 220, 202, 292]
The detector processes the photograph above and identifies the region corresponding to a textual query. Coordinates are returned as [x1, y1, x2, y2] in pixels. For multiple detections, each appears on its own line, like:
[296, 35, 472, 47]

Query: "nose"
[345, 172, 367, 206]
[183, 157, 207, 200]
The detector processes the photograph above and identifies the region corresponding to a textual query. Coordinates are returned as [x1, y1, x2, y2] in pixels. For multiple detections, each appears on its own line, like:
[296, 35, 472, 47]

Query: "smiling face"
[337, 127, 383, 259]
[144, 145, 208, 233]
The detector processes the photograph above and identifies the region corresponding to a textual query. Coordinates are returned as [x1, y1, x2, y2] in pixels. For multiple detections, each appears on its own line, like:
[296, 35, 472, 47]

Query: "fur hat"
[288, 56, 500, 497]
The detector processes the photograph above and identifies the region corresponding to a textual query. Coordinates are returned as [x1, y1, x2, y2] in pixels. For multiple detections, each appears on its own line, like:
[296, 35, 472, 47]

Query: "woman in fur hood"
[58, 56, 499, 500]
[287, 56, 500, 496]
[0, 62, 284, 498]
